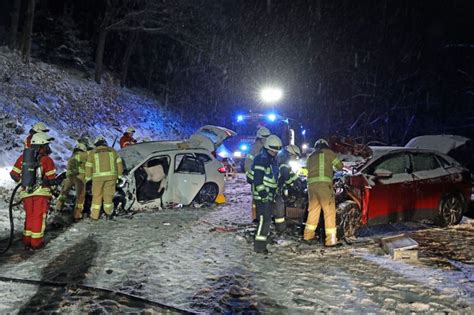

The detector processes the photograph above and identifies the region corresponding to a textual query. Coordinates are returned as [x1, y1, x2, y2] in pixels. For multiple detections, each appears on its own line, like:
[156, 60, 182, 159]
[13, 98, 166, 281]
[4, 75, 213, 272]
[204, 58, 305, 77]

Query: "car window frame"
[410, 152, 442, 173]
[364, 152, 412, 175]
[174, 152, 205, 174]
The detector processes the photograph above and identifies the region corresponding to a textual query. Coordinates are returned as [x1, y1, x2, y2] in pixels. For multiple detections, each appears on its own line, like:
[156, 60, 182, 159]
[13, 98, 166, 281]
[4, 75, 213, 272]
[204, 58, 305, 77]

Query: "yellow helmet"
[256, 127, 271, 139]
[32, 122, 49, 133]
[264, 135, 282, 152]
[94, 135, 107, 145]
[75, 142, 87, 152]
[31, 132, 54, 145]
[314, 138, 329, 150]
[126, 127, 136, 134]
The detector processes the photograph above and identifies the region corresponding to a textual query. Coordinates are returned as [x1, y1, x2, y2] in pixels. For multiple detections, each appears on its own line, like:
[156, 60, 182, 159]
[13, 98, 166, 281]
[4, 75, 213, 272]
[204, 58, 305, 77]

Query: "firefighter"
[55, 142, 88, 221]
[245, 127, 271, 222]
[119, 127, 138, 148]
[274, 144, 301, 232]
[303, 138, 343, 246]
[247, 135, 281, 253]
[85, 135, 123, 220]
[24, 122, 49, 148]
[10, 132, 57, 249]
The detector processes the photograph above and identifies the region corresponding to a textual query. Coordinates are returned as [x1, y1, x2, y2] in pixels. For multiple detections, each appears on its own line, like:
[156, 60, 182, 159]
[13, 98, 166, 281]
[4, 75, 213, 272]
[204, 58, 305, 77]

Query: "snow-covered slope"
[0, 47, 194, 171]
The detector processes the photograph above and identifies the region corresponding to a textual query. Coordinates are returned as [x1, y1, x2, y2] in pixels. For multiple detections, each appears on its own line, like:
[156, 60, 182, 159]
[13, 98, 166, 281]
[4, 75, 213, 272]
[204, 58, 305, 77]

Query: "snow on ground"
[0, 175, 472, 313]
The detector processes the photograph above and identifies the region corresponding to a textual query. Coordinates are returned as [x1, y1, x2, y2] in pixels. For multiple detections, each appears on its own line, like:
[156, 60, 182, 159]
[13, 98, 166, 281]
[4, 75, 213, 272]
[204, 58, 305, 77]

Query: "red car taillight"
[218, 167, 226, 173]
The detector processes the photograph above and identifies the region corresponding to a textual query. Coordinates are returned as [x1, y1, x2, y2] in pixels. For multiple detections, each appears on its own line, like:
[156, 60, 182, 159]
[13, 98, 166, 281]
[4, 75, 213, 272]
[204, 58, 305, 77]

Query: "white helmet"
[256, 127, 271, 139]
[75, 142, 87, 152]
[286, 144, 301, 157]
[94, 135, 107, 145]
[126, 127, 136, 134]
[32, 122, 49, 133]
[314, 138, 329, 149]
[31, 132, 54, 145]
[264, 135, 282, 152]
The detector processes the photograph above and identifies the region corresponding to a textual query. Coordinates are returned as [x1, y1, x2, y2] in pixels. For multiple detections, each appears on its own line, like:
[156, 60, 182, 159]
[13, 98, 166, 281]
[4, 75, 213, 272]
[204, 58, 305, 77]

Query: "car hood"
[405, 135, 470, 154]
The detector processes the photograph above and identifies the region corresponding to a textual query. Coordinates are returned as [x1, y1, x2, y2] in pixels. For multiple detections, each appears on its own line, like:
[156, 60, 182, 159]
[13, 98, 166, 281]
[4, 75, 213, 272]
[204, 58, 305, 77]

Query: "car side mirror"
[373, 169, 393, 179]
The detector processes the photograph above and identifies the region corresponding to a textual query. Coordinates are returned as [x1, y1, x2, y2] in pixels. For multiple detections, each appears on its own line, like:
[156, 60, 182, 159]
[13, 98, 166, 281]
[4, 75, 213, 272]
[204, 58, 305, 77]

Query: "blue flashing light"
[237, 115, 244, 122]
[240, 144, 249, 152]
[268, 113, 277, 122]
[302, 129, 306, 136]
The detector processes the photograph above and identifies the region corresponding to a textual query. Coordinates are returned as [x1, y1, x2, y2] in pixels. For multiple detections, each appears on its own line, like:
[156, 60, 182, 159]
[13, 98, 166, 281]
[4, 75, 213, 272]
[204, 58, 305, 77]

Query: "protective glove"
[10, 173, 20, 183]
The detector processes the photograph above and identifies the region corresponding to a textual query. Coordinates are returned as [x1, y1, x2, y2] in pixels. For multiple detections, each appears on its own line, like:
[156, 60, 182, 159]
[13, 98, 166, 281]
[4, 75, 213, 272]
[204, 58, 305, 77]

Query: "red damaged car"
[335, 147, 472, 238]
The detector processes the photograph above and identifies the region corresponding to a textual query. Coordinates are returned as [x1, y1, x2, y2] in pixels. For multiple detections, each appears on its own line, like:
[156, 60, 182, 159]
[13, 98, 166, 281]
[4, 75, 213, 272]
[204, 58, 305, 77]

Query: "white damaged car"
[115, 125, 236, 211]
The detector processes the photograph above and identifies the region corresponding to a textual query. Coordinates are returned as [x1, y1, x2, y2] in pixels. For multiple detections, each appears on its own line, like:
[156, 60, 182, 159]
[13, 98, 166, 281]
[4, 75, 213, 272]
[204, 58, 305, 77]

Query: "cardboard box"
[286, 207, 305, 220]
[380, 234, 419, 261]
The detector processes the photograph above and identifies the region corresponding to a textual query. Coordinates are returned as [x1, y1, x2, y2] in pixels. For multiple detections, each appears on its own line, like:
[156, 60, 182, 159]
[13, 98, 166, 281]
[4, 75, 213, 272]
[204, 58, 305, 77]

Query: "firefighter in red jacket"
[24, 122, 49, 148]
[119, 127, 137, 148]
[10, 132, 57, 249]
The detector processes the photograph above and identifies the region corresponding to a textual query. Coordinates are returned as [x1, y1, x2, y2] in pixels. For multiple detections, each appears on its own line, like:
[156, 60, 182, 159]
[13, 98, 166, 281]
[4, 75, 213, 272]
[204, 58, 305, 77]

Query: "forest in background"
[0, 0, 473, 145]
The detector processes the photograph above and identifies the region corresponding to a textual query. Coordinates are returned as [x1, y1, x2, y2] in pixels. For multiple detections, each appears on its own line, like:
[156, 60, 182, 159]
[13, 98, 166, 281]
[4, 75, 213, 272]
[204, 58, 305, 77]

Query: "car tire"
[194, 183, 219, 204]
[438, 193, 465, 227]
[336, 201, 362, 239]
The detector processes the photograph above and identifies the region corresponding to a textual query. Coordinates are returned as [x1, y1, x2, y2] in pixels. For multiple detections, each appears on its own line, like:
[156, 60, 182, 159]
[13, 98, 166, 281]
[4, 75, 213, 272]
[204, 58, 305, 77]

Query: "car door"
[363, 152, 415, 224]
[411, 152, 450, 219]
[162, 153, 206, 206]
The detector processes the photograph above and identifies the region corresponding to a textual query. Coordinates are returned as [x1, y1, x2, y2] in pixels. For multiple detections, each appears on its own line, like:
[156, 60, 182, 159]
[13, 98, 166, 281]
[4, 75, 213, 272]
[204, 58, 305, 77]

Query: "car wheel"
[336, 201, 361, 239]
[194, 183, 219, 204]
[438, 193, 465, 226]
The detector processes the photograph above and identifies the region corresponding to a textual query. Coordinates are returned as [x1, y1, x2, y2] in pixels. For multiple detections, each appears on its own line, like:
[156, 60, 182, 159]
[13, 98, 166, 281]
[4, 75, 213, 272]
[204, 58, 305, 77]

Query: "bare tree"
[21, 0, 36, 64]
[9, 0, 22, 50]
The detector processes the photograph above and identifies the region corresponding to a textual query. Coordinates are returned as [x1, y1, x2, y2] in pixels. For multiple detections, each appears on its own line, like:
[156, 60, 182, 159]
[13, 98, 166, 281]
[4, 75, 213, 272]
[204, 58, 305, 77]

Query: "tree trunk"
[9, 0, 22, 50]
[94, 26, 108, 84]
[120, 31, 139, 87]
[21, 0, 35, 64]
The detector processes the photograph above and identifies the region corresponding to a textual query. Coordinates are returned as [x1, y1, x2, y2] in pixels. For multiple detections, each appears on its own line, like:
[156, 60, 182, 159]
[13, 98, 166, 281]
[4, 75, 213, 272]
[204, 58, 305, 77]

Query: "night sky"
[1, 0, 473, 143]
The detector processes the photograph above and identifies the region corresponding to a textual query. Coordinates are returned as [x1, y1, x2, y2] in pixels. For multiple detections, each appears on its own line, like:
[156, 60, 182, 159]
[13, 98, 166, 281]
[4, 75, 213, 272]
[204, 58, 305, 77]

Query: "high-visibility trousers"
[90, 179, 116, 220]
[23, 195, 49, 248]
[57, 176, 86, 219]
[303, 182, 337, 243]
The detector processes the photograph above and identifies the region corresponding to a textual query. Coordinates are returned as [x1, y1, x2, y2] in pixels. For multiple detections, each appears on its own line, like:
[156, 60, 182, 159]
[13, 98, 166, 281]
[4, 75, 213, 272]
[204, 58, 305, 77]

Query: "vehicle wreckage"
[284, 136, 472, 239]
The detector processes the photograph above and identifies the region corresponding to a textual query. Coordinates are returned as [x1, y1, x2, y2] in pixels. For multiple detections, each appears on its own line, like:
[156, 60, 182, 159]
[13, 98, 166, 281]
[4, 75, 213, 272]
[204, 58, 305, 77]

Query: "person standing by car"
[10, 132, 57, 249]
[245, 127, 271, 222]
[24, 122, 49, 148]
[56, 142, 89, 221]
[85, 135, 123, 220]
[119, 127, 138, 148]
[274, 144, 301, 232]
[249, 135, 282, 253]
[304, 138, 343, 246]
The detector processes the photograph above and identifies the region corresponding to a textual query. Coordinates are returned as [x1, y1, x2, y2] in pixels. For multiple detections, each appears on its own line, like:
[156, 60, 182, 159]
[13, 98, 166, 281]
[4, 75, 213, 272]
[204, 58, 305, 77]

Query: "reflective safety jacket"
[244, 139, 264, 173]
[85, 145, 123, 182]
[247, 150, 278, 202]
[66, 151, 89, 179]
[307, 148, 343, 186]
[276, 149, 299, 190]
[10, 154, 57, 199]
[119, 133, 137, 148]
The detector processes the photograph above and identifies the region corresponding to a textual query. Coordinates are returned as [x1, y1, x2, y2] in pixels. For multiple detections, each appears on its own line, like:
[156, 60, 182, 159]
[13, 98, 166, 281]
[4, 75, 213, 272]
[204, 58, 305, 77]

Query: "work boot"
[254, 240, 267, 253]
[325, 234, 339, 247]
[301, 236, 320, 245]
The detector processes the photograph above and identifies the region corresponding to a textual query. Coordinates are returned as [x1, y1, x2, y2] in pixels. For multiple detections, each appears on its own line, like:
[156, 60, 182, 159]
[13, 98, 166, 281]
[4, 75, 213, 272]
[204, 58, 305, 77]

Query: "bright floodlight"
[260, 87, 283, 103]
[268, 113, 277, 121]
[237, 115, 244, 122]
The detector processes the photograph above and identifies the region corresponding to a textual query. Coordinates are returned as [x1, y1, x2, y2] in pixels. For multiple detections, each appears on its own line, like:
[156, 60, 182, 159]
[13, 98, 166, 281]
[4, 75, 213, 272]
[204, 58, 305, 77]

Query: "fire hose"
[0, 184, 22, 254]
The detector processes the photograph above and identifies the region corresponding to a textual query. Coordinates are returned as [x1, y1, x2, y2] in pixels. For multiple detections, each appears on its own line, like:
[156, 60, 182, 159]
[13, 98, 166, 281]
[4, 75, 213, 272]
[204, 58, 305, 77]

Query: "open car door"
[189, 125, 237, 151]
[162, 153, 206, 206]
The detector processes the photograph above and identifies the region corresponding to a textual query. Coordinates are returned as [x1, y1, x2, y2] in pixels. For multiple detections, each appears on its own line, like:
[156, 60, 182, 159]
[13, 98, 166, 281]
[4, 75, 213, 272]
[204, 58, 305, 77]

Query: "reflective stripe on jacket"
[10, 154, 57, 199]
[85, 146, 123, 181]
[244, 140, 264, 173]
[66, 151, 88, 177]
[307, 148, 343, 186]
[251, 150, 277, 202]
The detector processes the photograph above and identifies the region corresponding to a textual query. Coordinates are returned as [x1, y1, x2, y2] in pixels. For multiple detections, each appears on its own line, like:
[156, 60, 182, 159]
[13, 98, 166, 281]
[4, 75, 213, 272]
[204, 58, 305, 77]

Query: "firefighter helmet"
[32, 122, 49, 133]
[94, 135, 107, 145]
[264, 135, 282, 152]
[256, 127, 271, 139]
[75, 142, 87, 152]
[31, 132, 54, 145]
[126, 127, 136, 134]
[314, 138, 329, 150]
[286, 144, 301, 157]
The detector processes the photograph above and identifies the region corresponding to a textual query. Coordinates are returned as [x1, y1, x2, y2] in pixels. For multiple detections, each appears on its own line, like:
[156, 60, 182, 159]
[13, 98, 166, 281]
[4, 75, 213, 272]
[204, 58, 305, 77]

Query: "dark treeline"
[0, 0, 473, 144]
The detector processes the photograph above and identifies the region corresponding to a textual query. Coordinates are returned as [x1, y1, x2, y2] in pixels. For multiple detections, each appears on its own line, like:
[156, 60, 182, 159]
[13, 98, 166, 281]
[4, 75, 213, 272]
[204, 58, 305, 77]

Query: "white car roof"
[119, 140, 210, 171]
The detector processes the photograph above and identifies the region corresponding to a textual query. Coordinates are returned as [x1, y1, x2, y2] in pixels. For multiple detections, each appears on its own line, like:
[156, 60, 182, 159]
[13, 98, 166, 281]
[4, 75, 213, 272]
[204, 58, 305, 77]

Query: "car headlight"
[233, 151, 242, 158]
